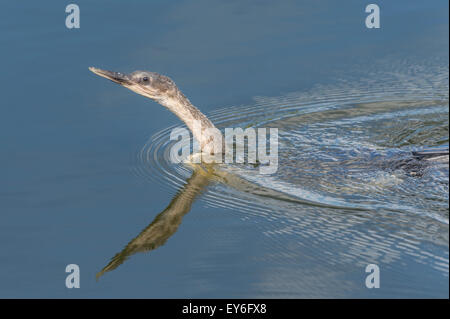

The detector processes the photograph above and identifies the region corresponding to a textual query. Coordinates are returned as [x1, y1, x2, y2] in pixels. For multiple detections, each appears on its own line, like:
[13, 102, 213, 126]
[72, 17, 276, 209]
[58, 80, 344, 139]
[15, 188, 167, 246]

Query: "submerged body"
[412, 148, 449, 162]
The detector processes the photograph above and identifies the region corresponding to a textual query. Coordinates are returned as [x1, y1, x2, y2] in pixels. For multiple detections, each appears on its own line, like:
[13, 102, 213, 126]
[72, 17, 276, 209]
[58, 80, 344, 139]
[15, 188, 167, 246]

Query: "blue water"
[0, 0, 448, 298]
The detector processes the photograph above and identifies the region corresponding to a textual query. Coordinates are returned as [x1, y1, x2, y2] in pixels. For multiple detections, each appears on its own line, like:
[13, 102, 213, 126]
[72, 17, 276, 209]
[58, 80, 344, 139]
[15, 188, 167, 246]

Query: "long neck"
[159, 90, 221, 150]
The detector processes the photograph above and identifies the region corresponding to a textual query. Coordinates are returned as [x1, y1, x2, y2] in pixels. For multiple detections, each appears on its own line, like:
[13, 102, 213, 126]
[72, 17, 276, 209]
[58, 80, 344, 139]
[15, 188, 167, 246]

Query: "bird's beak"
[89, 67, 132, 85]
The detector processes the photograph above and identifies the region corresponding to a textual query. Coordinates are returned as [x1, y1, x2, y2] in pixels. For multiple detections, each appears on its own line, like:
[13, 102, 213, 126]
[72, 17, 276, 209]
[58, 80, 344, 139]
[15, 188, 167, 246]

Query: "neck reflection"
[97, 165, 214, 280]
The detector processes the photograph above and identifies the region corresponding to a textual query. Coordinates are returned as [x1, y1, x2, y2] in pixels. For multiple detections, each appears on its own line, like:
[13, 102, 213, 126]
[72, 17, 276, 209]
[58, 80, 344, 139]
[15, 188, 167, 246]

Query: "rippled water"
[104, 59, 449, 296]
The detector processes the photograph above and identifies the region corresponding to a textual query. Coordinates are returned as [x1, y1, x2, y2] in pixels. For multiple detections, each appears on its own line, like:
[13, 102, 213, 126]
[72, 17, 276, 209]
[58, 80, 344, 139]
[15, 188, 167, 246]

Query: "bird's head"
[89, 67, 178, 102]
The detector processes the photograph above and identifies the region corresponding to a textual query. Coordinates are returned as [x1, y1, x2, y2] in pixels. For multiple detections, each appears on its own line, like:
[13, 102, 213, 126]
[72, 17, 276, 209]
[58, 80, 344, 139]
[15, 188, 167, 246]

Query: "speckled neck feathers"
[158, 88, 220, 150]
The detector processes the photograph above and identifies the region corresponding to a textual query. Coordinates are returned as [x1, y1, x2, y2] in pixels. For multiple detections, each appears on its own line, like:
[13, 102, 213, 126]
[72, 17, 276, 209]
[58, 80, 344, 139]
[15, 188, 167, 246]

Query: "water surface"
[0, 0, 448, 298]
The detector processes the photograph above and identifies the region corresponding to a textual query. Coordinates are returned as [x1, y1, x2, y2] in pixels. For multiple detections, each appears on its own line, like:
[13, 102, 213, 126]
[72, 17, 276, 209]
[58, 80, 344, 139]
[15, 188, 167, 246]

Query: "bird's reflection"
[97, 157, 365, 279]
[98, 149, 415, 279]
[97, 165, 214, 279]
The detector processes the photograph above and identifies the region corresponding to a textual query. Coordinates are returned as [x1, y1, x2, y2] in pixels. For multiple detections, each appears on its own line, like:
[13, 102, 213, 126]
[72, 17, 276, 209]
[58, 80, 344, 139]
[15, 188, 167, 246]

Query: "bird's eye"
[142, 76, 149, 82]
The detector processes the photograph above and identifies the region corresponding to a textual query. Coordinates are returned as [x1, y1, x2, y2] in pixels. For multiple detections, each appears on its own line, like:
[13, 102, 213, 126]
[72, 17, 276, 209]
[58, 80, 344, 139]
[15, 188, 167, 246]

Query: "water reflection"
[97, 165, 213, 279]
[97, 160, 331, 279]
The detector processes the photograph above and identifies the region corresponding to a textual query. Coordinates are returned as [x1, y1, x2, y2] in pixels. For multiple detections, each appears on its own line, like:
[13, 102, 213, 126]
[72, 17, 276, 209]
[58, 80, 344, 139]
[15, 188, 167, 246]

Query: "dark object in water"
[412, 148, 450, 161]
[388, 147, 449, 176]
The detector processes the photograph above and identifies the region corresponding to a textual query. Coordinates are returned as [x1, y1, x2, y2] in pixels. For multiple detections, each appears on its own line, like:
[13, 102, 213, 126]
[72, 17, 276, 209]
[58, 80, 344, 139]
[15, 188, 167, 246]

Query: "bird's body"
[89, 67, 449, 173]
